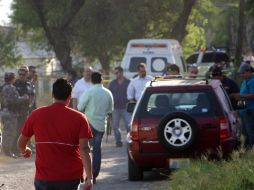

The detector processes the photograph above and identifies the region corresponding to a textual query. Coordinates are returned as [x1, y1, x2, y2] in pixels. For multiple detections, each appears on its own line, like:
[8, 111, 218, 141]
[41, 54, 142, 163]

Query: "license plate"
[169, 159, 190, 169]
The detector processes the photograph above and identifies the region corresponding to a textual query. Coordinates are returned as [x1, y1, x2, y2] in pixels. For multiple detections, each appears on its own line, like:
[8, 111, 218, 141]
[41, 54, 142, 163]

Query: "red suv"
[127, 78, 240, 180]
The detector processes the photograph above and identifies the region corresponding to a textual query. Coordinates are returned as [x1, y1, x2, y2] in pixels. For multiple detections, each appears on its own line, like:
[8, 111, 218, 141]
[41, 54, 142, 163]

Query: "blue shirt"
[240, 75, 254, 112]
[77, 84, 114, 132]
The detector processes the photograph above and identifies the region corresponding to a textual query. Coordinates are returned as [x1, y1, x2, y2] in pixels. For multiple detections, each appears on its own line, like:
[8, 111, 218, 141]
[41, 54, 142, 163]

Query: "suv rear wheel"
[128, 152, 143, 181]
[158, 112, 198, 152]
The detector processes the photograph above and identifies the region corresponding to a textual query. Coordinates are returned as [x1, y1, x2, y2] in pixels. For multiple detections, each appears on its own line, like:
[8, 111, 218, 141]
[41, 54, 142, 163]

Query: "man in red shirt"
[17, 78, 93, 190]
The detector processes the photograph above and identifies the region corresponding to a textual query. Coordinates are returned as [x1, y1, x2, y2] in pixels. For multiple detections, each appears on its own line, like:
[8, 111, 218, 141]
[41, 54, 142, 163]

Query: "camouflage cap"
[4, 72, 15, 80]
[19, 65, 29, 72]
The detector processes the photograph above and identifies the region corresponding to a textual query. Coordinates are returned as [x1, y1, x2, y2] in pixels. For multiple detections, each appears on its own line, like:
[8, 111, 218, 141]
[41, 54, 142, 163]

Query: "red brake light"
[219, 117, 230, 140]
[131, 43, 167, 48]
[130, 119, 140, 140]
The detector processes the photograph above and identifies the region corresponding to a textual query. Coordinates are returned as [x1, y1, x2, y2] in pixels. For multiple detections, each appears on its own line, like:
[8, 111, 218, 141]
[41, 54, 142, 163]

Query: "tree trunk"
[52, 31, 72, 71]
[235, 0, 246, 68]
[170, 0, 197, 43]
[99, 55, 111, 76]
[244, 16, 254, 52]
[32, 0, 85, 72]
[227, 14, 236, 59]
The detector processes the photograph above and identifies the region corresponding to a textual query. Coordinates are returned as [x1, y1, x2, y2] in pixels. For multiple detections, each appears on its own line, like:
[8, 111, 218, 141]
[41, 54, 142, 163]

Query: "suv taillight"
[130, 119, 140, 140]
[219, 117, 230, 140]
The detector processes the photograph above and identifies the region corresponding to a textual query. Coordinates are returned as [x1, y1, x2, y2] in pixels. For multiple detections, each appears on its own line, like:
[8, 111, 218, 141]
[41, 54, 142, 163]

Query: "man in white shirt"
[72, 66, 93, 110]
[127, 63, 153, 102]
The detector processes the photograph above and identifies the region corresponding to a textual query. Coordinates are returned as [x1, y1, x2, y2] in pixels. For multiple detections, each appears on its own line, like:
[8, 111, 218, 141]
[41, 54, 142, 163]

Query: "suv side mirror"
[127, 102, 136, 113]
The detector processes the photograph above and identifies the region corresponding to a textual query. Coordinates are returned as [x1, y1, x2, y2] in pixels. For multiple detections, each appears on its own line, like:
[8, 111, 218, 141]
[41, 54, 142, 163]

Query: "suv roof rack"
[149, 75, 209, 86]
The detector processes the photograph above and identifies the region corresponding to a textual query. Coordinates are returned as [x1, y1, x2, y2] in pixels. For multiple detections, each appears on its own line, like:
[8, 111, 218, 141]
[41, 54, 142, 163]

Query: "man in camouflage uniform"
[14, 67, 33, 153]
[27, 65, 37, 112]
[1, 72, 29, 157]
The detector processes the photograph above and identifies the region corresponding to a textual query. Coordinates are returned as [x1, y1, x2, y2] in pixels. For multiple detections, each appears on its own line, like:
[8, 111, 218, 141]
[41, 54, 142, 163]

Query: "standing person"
[28, 65, 38, 112]
[28, 66, 38, 85]
[1, 72, 28, 157]
[72, 66, 93, 110]
[66, 69, 78, 108]
[233, 63, 254, 150]
[163, 64, 182, 79]
[211, 66, 240, 109]
[165, 64, 180, 76]
[66, 69, 78, 87]
[187, 64, 199, 78]
[108, 66, 130, 147]
[78, 72, 113, 184]
[127, 63, 153, 102]
[17, 78, 93, 190]
[14, 67, 32, 154]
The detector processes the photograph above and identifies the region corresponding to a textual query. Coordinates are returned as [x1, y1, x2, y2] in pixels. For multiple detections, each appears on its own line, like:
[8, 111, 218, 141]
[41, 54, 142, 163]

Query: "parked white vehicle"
[186, 48, 233, 76]
[121, 39, 186, 78]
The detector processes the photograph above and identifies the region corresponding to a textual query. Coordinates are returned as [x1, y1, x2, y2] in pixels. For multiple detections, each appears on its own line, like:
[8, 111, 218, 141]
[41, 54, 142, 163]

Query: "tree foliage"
[10, 0, 254, 73]
[0, 29, 21, 68]
[11, 0, 186, 72]
[12, 0, 86, 71]
[11, 0, 203, 73]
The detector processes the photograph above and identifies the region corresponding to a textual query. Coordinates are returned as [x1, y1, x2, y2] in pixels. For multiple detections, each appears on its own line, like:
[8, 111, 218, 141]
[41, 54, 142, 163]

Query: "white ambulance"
[121, 39, 186, 78]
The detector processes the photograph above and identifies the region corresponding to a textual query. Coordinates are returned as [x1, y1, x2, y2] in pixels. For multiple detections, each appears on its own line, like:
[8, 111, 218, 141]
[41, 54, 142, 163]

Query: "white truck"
[121, 39, 186, 78]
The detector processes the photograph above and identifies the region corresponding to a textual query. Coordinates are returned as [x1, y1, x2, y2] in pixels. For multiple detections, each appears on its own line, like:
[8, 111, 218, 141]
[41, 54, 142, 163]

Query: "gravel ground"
[0, 134, 169, 190]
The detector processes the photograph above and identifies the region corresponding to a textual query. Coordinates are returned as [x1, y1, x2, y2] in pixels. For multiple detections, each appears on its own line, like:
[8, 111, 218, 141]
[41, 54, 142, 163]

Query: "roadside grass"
[168, 149, 254, 190]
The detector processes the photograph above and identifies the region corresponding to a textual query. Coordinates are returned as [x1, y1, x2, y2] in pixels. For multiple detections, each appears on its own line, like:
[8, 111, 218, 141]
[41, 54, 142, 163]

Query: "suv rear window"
[139, 90, 216, 117]
[129, 57, 146, 72]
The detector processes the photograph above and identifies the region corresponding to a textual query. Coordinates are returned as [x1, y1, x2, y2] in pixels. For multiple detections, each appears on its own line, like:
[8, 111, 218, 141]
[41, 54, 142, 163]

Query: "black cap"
[4, 72, 15, 80]
[211, 66, 223, 76]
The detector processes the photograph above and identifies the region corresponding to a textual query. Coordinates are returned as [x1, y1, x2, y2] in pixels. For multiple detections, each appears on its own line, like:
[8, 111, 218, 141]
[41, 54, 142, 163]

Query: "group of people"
[0, 65, 37, 158]
[13, 63, 155, 190]
[0, 58, 253, 190]
[200, 60, 254, 151]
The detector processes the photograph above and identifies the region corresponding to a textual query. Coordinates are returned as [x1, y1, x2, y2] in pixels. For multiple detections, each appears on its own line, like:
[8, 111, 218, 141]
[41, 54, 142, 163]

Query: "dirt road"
[0, 135, 169, 190]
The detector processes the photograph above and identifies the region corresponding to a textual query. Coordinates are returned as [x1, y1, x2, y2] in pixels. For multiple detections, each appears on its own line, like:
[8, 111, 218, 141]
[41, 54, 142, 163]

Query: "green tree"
[181, 0, 217, 56]
[235, 0, 246, 67]
[12, 0, 86, 71]
[0, 28, 21, 68]
[171, 0, 197, 43]
[11, 0, 198, 73]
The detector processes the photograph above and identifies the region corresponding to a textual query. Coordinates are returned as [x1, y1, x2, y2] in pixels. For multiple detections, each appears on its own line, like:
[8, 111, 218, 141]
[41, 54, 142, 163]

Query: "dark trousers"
[34, 179, 80, 190]
[241, 110, 254, 150]
[91, 127, 104, 179]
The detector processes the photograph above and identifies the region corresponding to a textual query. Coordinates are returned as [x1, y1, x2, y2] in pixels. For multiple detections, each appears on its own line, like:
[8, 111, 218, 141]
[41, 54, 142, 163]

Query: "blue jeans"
[34, 179, 80, 190]
[91, 127, 104, 179]
[241, 110, 254, 150]
[112, 109, 130, 145]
